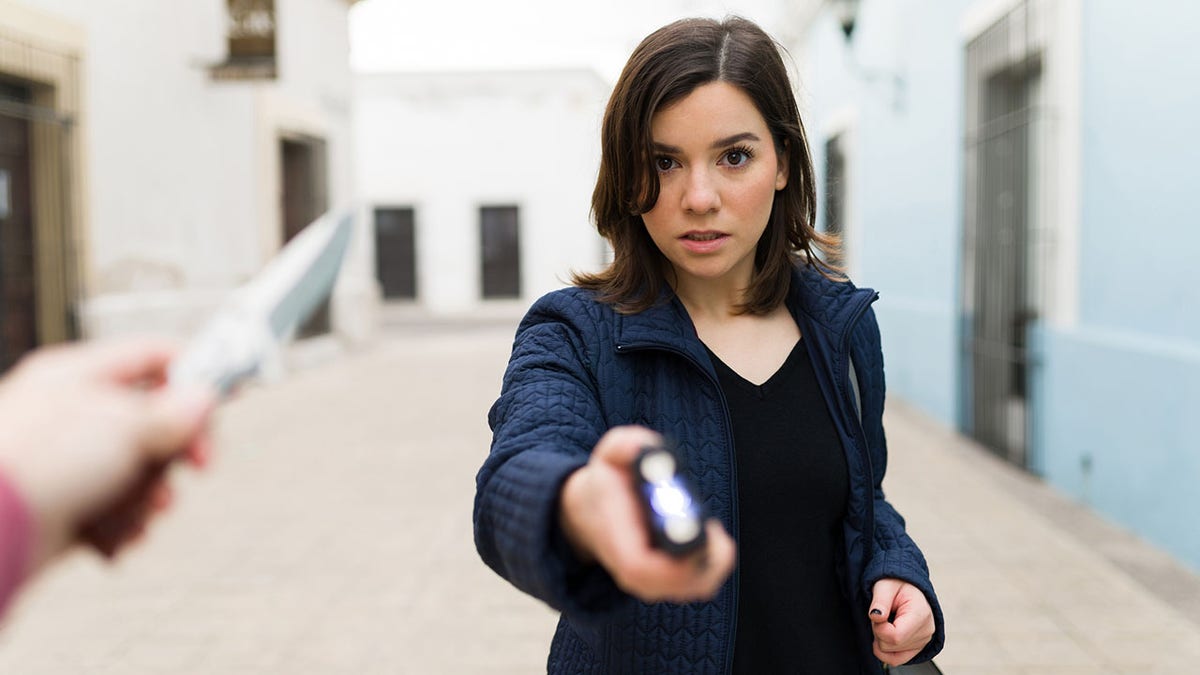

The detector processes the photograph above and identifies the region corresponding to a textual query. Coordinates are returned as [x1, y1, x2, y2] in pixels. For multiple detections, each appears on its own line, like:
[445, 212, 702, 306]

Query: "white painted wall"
[4, 0, 374, 342]
[354, 70, 609, 314]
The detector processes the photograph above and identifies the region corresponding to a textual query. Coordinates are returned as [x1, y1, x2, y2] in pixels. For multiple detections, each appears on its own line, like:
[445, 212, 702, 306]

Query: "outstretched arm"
[0, 339, 216, 616]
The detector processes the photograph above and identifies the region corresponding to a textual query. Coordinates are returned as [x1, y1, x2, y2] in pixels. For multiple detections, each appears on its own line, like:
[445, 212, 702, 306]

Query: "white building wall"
[355, 70, 608, 314]
[5, 0, 374, 343]
[253, 0, 376, 343]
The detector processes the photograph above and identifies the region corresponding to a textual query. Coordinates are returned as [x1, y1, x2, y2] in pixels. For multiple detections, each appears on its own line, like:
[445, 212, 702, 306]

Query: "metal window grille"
[824, 134, 846, 237]
[0, 27, 82, 372]
[823, 133, 848, 267]
[961, 0, 1054, 468]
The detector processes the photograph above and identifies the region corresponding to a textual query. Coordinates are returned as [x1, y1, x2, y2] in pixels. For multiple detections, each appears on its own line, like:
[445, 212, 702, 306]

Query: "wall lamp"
[827, 0, 907, 113]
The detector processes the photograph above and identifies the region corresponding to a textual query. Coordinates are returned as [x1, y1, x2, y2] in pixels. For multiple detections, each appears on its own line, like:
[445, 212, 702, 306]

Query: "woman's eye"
[655, 157, 676, 172]
[724, 150, 749, 166]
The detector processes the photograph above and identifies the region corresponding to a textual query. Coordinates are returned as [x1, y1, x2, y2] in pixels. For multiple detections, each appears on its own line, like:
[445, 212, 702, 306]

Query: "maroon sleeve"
[0, 469, 34, 618]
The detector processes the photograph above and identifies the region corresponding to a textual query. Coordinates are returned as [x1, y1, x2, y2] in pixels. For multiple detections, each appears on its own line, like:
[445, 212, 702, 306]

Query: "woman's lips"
[679, 231, 729, 253]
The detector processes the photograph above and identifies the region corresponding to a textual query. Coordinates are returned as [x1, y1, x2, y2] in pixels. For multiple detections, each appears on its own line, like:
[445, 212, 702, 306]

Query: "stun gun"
[634, 444, 707, 557]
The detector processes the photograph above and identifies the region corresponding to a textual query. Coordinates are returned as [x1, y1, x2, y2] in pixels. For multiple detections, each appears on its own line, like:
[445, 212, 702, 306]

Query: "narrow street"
[0, 318, 1197, 673]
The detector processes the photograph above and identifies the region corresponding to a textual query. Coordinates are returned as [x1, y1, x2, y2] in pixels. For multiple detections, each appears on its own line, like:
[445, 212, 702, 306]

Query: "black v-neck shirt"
[707, 339, 862, 674]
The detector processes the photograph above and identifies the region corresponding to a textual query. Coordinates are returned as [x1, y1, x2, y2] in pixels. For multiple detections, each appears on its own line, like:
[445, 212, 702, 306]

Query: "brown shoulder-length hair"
[573, 16, 841, 315]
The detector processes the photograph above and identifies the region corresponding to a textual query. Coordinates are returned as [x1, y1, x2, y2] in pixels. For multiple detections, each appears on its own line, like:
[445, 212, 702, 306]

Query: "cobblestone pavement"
[0, 319, 1197, 673]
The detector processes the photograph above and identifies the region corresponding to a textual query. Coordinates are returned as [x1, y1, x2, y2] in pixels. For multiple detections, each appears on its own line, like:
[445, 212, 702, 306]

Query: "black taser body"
[634, 443, 707, 557]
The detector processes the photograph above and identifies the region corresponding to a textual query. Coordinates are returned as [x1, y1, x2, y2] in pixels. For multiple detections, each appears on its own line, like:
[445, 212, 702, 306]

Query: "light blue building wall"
[1075, 2, 1200, 343]
[805, 0, 1200, 571]
[1033, 0, 1200, 569]
[806, 0, 974, 428]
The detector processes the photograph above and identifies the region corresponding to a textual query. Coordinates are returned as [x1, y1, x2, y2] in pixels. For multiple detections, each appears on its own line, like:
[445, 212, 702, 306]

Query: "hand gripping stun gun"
[634, 444, 707, 557]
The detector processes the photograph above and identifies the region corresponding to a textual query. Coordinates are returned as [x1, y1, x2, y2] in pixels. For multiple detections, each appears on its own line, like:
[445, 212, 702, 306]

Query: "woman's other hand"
[869, 577, 936, 666]
[558, 425, 736, 603]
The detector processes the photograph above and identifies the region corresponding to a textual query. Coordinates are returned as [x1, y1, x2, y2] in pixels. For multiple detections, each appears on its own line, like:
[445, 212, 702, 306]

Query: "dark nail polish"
[870, 609, 883, 616]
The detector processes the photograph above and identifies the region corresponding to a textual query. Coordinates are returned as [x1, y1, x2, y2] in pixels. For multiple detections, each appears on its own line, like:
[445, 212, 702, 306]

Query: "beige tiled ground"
[0, 318, 1196, 673]
[886, 400, 1200, 674]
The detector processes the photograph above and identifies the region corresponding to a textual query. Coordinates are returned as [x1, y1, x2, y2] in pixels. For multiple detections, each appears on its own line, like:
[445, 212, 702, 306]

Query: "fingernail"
[187, 436, 212, 468]
[870, 609, 883, 616]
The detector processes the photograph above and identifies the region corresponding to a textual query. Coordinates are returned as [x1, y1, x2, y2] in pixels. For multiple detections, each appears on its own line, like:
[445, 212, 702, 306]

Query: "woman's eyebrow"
[652, 132, 762, 154]
[709, 132, 760, 149]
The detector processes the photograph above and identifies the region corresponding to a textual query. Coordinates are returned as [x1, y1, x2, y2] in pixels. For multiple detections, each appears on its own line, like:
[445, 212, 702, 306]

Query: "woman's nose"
[681, 169, 720, 214]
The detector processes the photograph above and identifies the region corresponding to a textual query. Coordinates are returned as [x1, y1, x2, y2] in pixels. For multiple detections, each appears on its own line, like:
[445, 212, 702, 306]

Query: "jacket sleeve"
[854, 307, 946, 663]
[0, 468, 34, 619]
[473, 292, 630, 625]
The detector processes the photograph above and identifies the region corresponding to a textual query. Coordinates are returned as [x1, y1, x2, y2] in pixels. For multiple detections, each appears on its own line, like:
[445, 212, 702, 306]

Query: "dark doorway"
[0, 82, 37, 372]
[963, 14, 1044, 468]
[823, 133, 847, 267]
[823, 134, 846, 237]
[480, 205, 520, 299]
[280, 135, 329, 338]
[374, 207, 416, 300]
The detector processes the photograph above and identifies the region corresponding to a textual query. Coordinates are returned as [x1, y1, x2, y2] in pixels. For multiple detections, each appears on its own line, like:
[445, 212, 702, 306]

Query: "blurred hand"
[0, 339, 216, 572]
[869, 577, 935, 666]
[558, 425, 736, 603]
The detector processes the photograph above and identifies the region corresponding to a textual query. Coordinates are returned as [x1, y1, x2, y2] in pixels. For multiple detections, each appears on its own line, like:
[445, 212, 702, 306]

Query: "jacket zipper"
[614, 341, 740, 674]
[842, 292, 878, 558]
[840, 292, 881, 669]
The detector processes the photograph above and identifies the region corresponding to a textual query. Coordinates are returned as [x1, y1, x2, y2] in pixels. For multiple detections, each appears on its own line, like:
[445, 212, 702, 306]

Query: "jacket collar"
[786, 265, 878, 344]
[612, 264, 876, 354]
[613, 291, 700, 352]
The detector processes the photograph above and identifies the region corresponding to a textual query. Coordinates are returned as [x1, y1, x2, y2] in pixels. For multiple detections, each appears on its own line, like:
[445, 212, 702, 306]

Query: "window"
[212, 0, 277, 80]
[479, 206, 520, 299]
[374, 207, 417, 300]
[823, 134, 846, 237]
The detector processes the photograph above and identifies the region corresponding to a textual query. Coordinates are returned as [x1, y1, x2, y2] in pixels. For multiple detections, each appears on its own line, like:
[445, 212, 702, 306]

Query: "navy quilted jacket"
[474, 264, 945, 673]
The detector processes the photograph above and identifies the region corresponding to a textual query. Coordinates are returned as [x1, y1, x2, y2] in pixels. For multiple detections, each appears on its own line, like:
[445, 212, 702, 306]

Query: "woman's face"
[642, 81, 787, 293]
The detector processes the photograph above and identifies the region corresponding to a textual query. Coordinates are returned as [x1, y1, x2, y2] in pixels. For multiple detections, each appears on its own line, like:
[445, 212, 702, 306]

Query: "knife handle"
[78, 460, 171, 558]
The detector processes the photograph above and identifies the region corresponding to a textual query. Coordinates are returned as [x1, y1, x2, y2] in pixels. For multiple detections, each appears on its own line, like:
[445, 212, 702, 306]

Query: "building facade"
[798, 0, 1200, 569]
[354, 69, 609, 314]
[0, 0, 377, 370]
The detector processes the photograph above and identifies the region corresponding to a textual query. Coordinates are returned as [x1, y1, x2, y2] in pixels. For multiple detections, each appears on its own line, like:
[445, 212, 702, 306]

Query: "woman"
[474, 16, 944, 673]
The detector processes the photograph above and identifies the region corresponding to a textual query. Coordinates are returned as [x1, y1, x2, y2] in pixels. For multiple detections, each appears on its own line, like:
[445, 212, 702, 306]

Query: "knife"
[169, 209, 354, 395]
